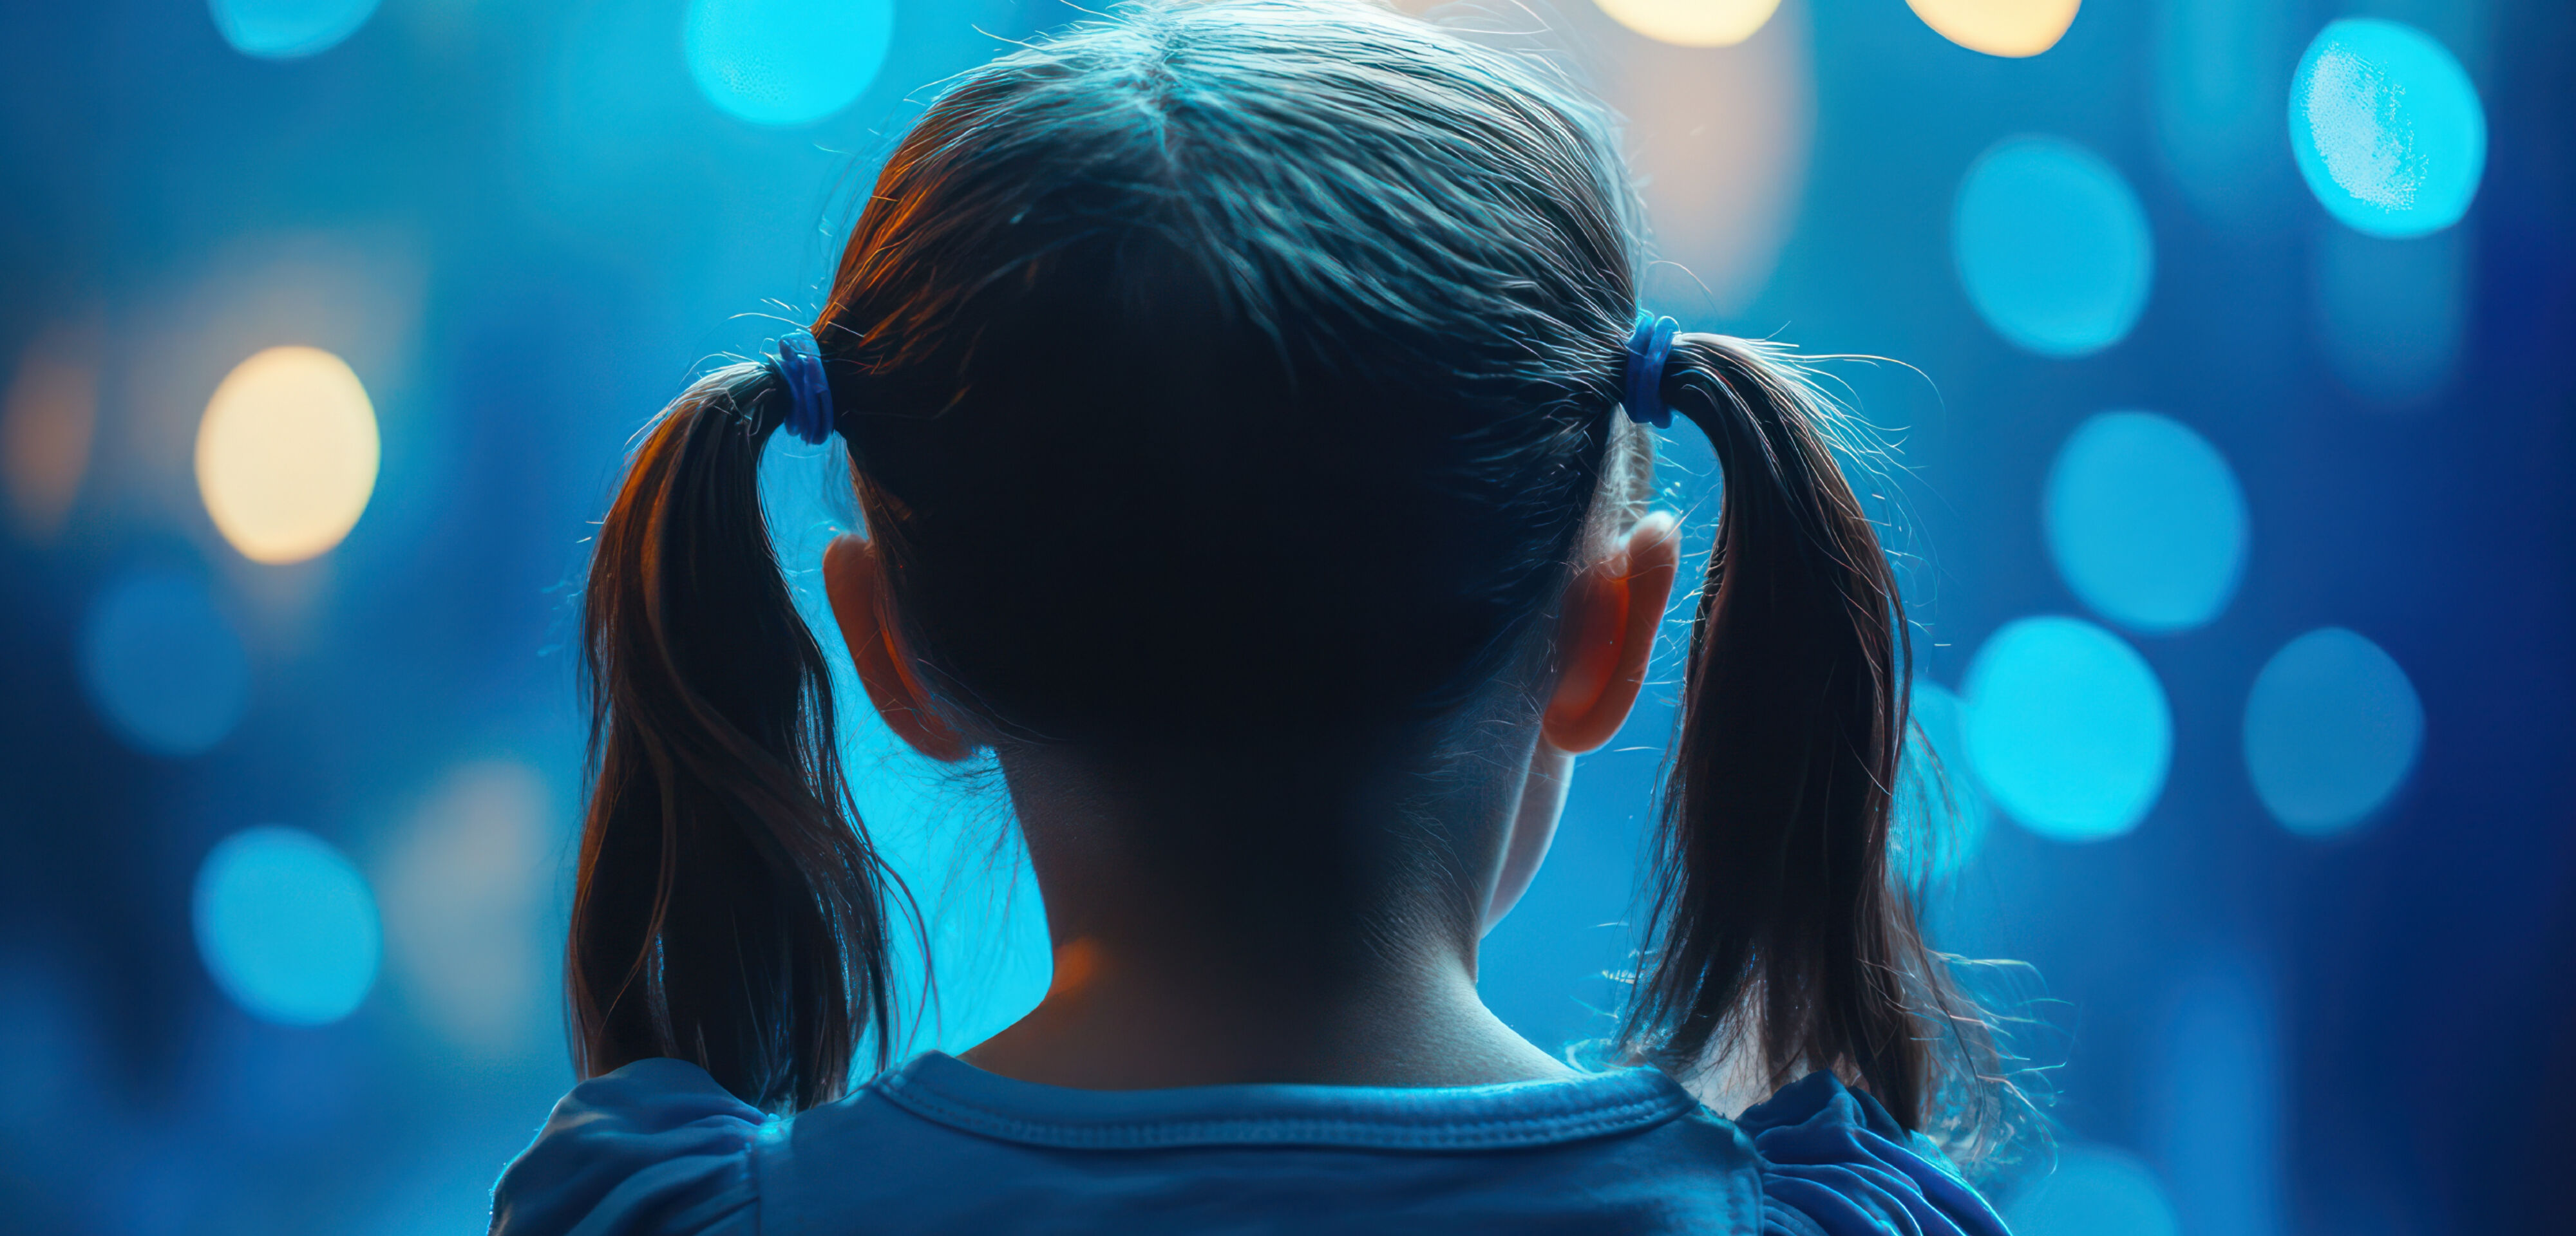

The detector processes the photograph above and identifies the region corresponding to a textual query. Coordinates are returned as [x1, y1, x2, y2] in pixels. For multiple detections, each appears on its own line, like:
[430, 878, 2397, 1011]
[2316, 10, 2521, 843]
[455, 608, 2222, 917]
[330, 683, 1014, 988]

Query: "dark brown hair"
[572, 364, 907, 1114]
[567, 0, 2004, 1148]
[1622, 337, 1983, 1130]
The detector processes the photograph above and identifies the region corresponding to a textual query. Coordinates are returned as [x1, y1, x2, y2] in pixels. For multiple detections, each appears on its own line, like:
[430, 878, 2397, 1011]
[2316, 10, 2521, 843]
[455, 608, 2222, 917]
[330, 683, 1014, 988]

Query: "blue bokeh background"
[0, 1, 2567, 1233]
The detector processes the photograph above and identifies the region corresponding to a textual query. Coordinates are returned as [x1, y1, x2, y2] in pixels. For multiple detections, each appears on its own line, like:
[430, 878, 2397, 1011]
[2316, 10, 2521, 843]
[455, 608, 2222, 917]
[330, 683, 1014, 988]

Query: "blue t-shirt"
[491, 1053, 2008, 1235]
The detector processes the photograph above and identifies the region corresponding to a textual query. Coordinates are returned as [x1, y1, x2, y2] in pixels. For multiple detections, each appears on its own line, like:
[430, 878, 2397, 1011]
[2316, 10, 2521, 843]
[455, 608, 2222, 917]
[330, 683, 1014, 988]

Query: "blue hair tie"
[770, 329, 836, 445]
[1624, 310, 1679, 429]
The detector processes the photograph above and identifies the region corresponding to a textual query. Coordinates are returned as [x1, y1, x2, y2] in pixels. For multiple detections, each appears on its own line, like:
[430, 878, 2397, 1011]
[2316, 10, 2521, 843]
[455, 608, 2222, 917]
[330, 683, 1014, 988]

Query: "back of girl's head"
[573, 0, 2012, 1165]
[824, 1, 1638, 744]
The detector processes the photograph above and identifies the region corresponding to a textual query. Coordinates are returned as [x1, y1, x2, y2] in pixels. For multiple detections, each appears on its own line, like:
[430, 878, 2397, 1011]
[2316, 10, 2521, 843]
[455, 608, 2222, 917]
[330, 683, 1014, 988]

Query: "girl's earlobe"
[823, 534, 976, 762]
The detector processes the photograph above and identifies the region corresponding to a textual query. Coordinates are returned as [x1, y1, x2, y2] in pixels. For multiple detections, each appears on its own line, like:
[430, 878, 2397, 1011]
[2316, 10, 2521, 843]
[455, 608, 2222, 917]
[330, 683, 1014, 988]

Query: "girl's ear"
[1486, 514, 1679, 935]
[1541, 512, 1681, 754]
[823, 534, 976, 762]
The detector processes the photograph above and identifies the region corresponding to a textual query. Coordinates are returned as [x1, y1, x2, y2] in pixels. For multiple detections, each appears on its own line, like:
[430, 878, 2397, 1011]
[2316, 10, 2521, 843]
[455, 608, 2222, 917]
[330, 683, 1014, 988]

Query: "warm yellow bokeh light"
[196, 346, 379, 564]
[1906, 0, 2081, 58]
[1594, 0, 1784, 48]
[1, 332, 97, 542]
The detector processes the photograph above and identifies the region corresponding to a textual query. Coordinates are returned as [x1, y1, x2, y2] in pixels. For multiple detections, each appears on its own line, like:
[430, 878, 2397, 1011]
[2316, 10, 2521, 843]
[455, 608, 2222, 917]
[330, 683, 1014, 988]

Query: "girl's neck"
[963, 749, 1571, 1091]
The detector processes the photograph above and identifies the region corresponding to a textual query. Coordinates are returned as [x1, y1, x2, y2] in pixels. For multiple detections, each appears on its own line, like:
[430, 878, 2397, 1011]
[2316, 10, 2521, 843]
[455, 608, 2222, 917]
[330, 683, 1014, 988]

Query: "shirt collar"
[871, 1051, 1700, 1152]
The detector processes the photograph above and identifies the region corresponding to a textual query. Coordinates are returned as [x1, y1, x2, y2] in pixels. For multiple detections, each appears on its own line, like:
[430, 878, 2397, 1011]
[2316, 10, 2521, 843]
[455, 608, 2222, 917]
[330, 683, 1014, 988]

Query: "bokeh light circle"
[2009, 1144, 2182, 1236]
[2291, 19, 2485, 238]
[193, 826, 381, 1025]
[1907, 0, 2082, 59]
[2243, 628, 2423, 836]
[79, 567, 251, 757]
[2045, 411, 2248, 633]
[208, 0, 381, 60]
[381, 762, 556, 1051]
[686, 0, 895, 127]
[196, 346, 379, 565]
[1954, 136, 2154, 358]
[1595, 0, 1783, 48]
[1965, 616, 2172, 843]
[2, 331, 97, 543]
[1895, 680, 1992, 885]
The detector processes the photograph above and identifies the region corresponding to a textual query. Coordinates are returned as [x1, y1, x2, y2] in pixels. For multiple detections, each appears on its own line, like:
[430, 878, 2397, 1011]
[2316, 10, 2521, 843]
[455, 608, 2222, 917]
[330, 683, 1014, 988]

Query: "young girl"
[494, 3, 2018, 1231]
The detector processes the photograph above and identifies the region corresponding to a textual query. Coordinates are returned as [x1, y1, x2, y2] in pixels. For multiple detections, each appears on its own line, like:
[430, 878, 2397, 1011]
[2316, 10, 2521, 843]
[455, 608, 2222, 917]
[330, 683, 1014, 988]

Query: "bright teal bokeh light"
[2291, 19, 2485, 238]
[2045, 411, 2248, 633]
[687, 0, 896, 127]
[193, 826, 381, 1025]
[2243, 628, 2423, 836]
[2009, 1145, 2183, 1236]
[1895, 680, 1991, 886]
[208, 0, 379, 59]
[1953, 136, 2155, 358]
[1965, 616, 2172, 843]
[79, 568, 251, 758]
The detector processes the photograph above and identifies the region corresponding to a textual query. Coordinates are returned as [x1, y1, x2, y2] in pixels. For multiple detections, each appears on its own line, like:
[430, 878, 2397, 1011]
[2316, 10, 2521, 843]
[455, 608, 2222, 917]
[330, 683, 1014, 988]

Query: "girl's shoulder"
[489, 1058, 764, 1236]
[1732, 1072, 2010, 1236]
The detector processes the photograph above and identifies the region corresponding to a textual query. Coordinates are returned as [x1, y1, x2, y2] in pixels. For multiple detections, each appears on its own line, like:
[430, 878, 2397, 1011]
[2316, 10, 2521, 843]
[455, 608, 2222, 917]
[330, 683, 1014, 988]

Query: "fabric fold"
[1737, 1073, 2010, 1236]
[490, 1058, 763, 1236]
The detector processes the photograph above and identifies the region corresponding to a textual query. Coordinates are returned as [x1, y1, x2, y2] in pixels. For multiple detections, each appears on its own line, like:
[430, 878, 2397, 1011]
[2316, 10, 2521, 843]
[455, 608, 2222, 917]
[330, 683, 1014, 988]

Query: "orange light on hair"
[196, 346, 380, 564]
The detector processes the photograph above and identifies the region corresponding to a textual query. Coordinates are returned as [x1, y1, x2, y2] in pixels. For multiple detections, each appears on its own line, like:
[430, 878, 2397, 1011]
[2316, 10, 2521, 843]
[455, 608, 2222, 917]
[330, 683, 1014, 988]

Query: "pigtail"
[569, 361, 900, 1114]
[1623, 333, 1980, 1133]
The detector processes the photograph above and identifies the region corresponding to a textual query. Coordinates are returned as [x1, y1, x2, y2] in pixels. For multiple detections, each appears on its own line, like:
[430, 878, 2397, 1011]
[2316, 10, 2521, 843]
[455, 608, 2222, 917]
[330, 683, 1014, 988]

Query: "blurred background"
[0, 0, 2566, 1231]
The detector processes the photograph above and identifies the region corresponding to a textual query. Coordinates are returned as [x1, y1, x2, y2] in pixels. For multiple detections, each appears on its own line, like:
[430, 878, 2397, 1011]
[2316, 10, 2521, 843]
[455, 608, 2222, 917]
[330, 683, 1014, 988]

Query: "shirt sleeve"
[1734, 1073, 2011, 1236]
[489, 1058, 766, 1236]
